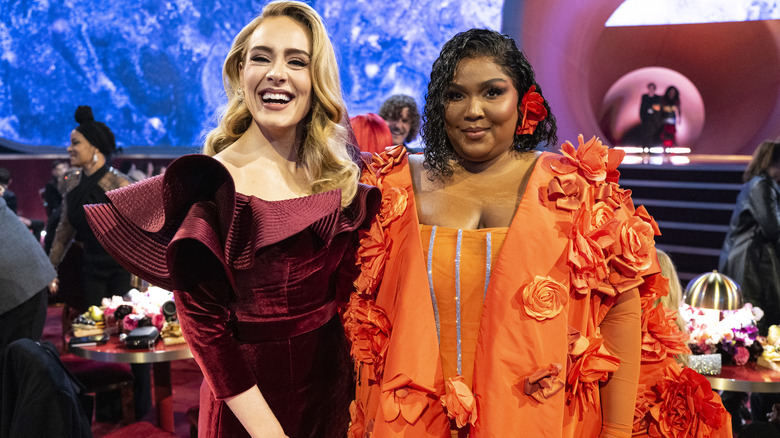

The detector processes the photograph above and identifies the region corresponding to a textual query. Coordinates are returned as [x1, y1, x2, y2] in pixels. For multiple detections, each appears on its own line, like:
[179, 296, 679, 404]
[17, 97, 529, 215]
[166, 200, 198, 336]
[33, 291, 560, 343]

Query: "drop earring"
[236, 88, 244, 102]
[92, 153, 98, 163]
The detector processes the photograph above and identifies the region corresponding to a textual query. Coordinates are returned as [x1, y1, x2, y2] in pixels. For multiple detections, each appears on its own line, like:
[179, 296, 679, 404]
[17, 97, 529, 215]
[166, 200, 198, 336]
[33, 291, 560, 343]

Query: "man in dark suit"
[639, 82, 661, 147]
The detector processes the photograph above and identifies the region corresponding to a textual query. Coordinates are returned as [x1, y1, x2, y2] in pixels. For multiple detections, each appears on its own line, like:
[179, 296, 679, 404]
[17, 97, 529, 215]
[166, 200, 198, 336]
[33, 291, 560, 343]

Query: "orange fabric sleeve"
[598, 288, 641, 438]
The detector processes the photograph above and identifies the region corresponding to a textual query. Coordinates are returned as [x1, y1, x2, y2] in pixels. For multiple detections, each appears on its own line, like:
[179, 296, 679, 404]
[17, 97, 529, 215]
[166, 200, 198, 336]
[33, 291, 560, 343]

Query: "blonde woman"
[84, 2, 379, 437]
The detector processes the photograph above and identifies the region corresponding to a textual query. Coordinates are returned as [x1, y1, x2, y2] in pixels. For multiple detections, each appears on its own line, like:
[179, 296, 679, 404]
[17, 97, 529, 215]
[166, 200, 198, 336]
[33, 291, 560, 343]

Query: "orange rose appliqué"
[378, 186, 408, 227]
[354, 220, 390, 297]
[342, 295, 392, 380]
[520, 276, 568, 321]
[647, 366, 729, 437]
[441, 375, 477, 428]
[616, 216, 655, 273]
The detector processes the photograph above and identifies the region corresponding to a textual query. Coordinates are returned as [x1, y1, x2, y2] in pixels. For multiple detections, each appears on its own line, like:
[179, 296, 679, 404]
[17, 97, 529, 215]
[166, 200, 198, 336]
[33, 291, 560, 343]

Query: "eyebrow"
[249, 45, 311, 58]
[448, 78, 509, 90]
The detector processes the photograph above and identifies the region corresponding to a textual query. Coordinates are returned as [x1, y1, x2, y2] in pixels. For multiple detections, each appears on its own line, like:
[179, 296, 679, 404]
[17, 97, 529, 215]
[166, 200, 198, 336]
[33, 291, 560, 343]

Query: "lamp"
[684, 270, 743, 310]
[683, 270, 744, 375]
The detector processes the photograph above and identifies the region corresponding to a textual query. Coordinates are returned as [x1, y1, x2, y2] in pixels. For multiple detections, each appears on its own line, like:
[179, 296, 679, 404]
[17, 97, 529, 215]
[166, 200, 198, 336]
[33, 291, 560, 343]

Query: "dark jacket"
[719, 173, 780, 334]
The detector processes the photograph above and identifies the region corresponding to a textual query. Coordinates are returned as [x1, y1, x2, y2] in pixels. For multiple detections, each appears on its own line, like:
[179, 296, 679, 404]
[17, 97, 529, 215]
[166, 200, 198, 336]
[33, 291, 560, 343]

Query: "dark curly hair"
[421, 28, 557, 180]
[378, 94, 421, 144]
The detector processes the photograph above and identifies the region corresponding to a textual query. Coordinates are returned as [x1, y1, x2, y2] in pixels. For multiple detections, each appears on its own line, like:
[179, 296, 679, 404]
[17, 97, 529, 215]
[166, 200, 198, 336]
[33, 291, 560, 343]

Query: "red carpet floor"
[43, 304, 203, 438]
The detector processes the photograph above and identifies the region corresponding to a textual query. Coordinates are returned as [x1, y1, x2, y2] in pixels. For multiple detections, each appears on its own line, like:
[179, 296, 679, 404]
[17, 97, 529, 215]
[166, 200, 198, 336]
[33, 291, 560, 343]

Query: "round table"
[68, 333, 192, 432]
[704, 361, 780, 393]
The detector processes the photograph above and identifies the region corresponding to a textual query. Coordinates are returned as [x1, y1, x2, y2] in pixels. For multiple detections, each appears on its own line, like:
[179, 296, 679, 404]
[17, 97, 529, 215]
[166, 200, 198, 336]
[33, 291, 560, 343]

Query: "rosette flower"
[370, 145, 406, 176]
[641, 304, 691, 363]
[349, 401, 365, 438]
[517, 85, 547, 136]
[342, 295, 392, 380]
[615, 215, 656, 274]
[522, 363, 565, 404]
[633, 383, 653, 434]
[519, 276, 569, 321]
[648, 367, 729, 437]
[560, 135, 610, 182]
[441, 375, 477, 428]
[638, 273, 670, 308]
[569, 208, 612, 295]
[381, 385, 430, 425]
[590, 201, 616, 228]
[567, 331, 620, 412]
[378, 186, 408, 227]
[547, 173, 588, 212]
[354, 220, 390, 298]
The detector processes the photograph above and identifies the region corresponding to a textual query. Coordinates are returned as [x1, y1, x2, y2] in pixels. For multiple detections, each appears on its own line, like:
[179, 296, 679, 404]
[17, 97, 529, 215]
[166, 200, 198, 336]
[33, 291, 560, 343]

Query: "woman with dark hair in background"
[84, 1, 378, 436]
[659, 86, 681, 147]
[49, 106, 132, 308]
[719, 137, 780, 429]
[346, 29, 730, 437]
[720, 137, 780, 336]
[46, 106, 151, 421]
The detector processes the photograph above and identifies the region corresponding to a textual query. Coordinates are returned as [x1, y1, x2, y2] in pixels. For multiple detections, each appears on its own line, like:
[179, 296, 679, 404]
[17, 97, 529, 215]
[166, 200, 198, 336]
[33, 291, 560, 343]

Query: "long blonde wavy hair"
[203, 1, 358, 207]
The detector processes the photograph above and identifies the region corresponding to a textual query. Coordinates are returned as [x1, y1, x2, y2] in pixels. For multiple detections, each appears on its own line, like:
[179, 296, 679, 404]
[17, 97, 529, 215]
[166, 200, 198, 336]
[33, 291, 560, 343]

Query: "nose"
[464, 97, 484, 121]
[266, 59, 287, 84]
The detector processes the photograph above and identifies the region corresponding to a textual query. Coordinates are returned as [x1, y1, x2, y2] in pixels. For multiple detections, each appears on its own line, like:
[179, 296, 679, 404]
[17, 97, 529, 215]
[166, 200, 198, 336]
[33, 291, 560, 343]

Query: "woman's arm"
[598, 288, 641, 438]
[225, 386, 288, 438]
[48, 200, 75, 271]
[172, 246, 286, 436]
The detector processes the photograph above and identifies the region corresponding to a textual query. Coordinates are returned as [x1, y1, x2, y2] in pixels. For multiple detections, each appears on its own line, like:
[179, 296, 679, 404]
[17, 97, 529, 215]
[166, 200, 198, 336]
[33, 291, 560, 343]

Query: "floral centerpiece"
[101, 286, 174, 334]
[681, 302, 763, 366]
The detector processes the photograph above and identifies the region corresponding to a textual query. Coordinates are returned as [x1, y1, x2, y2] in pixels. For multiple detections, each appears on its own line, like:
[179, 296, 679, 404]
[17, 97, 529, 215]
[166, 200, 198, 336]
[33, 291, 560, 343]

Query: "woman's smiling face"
[240, 15, 313, 140]
[444, 57, 520, 164]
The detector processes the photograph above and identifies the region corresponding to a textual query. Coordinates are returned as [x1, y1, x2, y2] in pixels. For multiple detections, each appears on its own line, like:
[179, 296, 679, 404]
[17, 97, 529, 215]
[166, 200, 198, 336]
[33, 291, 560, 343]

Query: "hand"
[48, 277, 59, 295]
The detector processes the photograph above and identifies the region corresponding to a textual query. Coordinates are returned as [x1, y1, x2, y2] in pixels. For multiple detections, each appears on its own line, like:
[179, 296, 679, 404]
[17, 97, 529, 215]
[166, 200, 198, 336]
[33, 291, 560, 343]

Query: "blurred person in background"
[379, 94, 421, 152]
[350, 113, 393, 154]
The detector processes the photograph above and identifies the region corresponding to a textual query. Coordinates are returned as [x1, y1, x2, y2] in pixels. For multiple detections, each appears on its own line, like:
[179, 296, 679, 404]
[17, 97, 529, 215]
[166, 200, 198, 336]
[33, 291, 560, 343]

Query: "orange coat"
[344, 139, 731, 438]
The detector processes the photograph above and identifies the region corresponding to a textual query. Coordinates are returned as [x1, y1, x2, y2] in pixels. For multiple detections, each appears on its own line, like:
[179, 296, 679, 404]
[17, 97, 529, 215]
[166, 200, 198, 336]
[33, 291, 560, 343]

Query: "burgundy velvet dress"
[84, 154, 380, 438]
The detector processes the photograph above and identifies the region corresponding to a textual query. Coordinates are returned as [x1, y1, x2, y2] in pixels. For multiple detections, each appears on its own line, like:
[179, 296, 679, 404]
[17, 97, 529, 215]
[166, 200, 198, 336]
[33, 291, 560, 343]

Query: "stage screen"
[0, 0, 500, 150]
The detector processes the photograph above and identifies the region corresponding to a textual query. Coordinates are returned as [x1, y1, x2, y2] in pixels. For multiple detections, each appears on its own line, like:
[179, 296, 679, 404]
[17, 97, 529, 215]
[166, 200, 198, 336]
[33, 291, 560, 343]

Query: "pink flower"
[519, 276, 568, 321]
[734, 346, 750, 366]
[441, 375, 477, 427]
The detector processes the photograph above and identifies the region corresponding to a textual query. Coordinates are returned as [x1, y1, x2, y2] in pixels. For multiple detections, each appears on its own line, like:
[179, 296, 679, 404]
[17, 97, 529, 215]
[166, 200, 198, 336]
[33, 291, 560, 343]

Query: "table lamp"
[683, 270, 743, 375]
[683, 270, 743, 311]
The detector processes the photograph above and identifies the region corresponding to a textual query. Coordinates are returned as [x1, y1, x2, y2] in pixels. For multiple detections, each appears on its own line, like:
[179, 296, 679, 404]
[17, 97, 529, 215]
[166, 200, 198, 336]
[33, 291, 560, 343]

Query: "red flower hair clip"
[517, 85, 547, 136]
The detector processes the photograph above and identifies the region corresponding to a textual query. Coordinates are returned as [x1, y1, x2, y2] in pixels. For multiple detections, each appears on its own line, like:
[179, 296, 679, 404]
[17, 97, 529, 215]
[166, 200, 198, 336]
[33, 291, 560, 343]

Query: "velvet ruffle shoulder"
[85, 153, 378, 291]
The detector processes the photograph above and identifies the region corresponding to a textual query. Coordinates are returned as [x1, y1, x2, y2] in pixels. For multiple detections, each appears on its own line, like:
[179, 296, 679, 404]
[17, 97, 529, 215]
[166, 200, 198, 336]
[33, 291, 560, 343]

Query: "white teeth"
[262, 92, 291, 102]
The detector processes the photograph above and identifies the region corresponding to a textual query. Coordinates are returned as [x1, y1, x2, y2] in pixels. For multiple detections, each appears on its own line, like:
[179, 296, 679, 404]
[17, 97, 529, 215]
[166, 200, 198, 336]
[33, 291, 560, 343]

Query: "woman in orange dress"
[344, 29, 731, 438]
